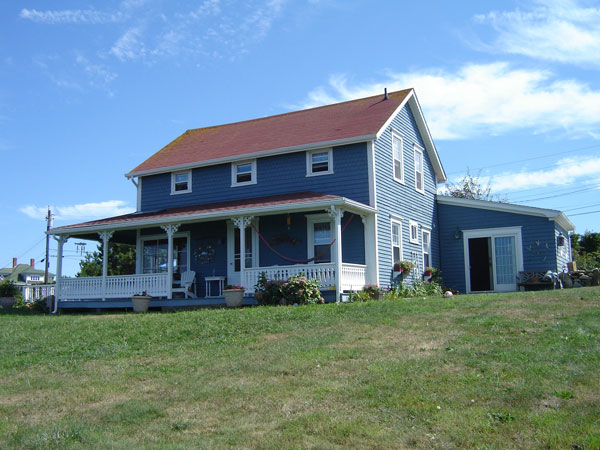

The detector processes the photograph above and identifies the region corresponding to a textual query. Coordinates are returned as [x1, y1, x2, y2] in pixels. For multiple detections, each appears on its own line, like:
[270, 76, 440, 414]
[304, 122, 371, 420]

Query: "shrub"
[388, 279, 443, 299]
[254, 272, 323, 306]
[0, 279, 19, 297]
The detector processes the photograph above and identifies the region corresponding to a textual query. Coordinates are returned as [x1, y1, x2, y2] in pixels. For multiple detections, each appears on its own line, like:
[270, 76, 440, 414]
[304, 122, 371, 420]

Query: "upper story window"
[392, 132, 404, 183]
[306, 149, 333, 176]
[414, 145, 424, 193]
[231, 160, 257, 187]
[391, 219, 402, 265]
[409, 220, 419, 244]
[171, 170, 192, 195]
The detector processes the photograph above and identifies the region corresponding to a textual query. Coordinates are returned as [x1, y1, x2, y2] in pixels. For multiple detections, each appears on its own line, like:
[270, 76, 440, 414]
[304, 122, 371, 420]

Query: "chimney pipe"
[30, 259, 35, 268]
[13, 257, 17, 268]
[384, 88, 389, 100]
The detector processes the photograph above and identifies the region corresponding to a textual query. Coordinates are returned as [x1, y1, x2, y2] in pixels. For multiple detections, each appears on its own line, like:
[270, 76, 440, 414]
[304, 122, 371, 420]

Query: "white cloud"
[110, 27, 147, 61]
[475, 0, 600, 67]
[20, 8, 123, 24]
[489, 156, 600, 192]
[20, 201, 135, 222]
[298, 62, 600, 140]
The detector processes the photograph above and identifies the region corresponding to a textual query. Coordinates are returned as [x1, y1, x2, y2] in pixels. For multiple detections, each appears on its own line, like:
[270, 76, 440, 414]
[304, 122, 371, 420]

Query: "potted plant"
[0, 279, 19, 309]
[223, 285, 245, 308]
[131, 290, 152, 313]
[423, 266, 441, 282]
[393, 261, 413, 277]
[362, 284, 384, 300]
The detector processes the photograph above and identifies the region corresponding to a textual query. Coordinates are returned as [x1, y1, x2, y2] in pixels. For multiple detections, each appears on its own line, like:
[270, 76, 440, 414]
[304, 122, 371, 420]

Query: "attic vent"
[384, 88, 389, 100]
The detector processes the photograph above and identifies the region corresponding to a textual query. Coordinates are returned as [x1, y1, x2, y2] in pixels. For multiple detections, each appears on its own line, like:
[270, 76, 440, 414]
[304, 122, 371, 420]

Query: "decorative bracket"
[360, 214, 367, 224]
[327, 205, 343, 220]
[232, 216, 253, 229]
[98, 230, 114, 243]
[160, 224, 180, 237]
[53, 235, 69, 244]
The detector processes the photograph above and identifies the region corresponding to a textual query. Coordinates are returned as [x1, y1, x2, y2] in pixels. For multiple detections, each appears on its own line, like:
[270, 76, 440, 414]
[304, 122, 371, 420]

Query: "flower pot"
[131, 295, 151, 313]
[0, 297, 15, 309]
[223, 289, 244, 308]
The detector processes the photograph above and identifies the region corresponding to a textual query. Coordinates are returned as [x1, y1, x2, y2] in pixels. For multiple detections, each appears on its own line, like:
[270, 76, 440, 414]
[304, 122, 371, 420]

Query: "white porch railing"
[19, 284, 55, 302]
[59, 273, 169, 300]
[243, 263, 366, 294]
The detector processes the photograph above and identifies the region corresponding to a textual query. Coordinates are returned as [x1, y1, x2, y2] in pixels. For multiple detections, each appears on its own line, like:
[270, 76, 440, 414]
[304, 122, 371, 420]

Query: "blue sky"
[1, 0, 600, 276]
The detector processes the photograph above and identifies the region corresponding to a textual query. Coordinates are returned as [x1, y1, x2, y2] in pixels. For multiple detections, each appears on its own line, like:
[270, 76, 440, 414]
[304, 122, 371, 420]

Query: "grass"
[1, 288, 599, 449]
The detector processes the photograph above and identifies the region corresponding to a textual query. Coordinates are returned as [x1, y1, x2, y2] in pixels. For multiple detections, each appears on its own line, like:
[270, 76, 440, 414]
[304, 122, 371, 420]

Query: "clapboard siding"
[373, 103, 439, 286]
[438, 201, 559, 293]
[555, 223, 571, 273]
[140, 143, 369, 211]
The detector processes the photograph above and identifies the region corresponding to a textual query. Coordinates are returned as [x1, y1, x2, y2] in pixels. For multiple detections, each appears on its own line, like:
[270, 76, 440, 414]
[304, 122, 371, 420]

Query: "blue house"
[48, 89, 573, 310]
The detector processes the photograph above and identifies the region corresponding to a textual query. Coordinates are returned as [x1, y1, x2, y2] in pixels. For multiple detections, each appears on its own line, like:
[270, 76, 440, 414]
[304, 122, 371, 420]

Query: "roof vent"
[384, 88, 389, 100]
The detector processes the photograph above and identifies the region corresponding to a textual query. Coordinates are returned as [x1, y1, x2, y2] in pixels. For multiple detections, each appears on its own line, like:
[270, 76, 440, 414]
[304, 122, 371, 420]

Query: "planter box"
[223, 289, 244, 308]
[0, 297, 15, 309]
[131, 295, 151, 313]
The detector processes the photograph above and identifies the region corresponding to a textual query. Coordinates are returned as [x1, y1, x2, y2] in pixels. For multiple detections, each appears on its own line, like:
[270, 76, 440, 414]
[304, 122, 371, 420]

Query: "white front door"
[227, 221, 258, 286]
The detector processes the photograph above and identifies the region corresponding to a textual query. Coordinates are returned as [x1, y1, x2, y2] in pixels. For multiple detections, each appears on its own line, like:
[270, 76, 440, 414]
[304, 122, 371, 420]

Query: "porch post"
[161, 224, 180, 299]
[232, 216, 253, 292]
[52, 234, 68, 313]
[329, 206, 343, 301]
[98, 231, 113, 301]
[362, 213, 379, 286]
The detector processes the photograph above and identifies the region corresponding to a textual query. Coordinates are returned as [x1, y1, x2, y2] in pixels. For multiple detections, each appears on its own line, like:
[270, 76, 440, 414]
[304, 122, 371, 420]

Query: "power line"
[1, 236, 47, 269]
[569, 209, 600, 217]
[562, 201, 600, 212]
[511, 185, 600, 203]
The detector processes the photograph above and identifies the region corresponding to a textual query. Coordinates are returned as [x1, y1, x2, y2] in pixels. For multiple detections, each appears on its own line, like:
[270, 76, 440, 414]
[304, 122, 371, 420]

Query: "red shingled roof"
[52, 192, 343, 232]
[128, 89, 412, 175]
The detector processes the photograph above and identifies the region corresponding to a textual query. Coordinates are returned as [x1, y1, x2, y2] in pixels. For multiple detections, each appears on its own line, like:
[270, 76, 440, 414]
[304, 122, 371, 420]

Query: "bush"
[388, 279, 443, 299]
[254, 272, 324, 306]
[0, 279, 19, 297]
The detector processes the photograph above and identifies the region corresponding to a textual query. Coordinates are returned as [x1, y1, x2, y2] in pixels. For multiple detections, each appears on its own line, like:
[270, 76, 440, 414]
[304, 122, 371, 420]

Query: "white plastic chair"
[172, 270, 196, 298]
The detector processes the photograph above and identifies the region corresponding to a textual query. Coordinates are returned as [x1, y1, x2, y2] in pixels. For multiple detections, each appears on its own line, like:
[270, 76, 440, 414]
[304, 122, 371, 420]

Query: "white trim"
[409, 220, 419, 244]
[462, 226, 523, 294]
[170, 170, 192, 195]
[305, 148, 333, 177]
[422, 228, 431, 269]
[374, 90, 446, 183]
[414, 144, 425, 194]
[231, 159, 257, 187]
[125, 134, 375, 178]
[436, 195, 575, 231]
[140, 231, 191, 275]
[391, 131, 404, 184]
[227, 219, 259, 285]
[390, 219, 402, 266]
[367, 140, 377, 208]
[49, 197, 377, 236]
[306, 213, 334, 263]
[136, 178, 142, 211]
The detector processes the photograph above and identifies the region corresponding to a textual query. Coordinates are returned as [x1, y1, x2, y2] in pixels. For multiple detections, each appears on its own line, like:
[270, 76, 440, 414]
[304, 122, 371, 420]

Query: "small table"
[205, 276, 226, 298]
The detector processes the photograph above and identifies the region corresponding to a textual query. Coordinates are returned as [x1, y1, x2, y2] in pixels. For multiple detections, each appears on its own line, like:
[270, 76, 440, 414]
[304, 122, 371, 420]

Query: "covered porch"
[48, 192, 378, 312]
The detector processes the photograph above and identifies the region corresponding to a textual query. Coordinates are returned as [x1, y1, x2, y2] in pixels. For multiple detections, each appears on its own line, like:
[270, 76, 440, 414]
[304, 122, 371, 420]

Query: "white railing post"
[232, 216, 253, 293]
[98, 231, 113, 301]
[161, 224, 180, 299]
[328, 206, 343, 301]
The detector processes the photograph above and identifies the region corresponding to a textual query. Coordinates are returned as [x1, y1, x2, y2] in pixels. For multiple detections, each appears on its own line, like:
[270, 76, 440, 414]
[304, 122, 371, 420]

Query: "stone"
[578, 275, 592, 287]
[559, 272, 573, 288]
[591, 269, 600, 287]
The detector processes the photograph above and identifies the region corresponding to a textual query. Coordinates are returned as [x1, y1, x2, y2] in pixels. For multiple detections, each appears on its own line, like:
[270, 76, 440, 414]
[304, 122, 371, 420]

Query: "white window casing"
[231, 159, 257, 187]
[171, 170, 192, 195]
[391, 219, 402, 266]
[306, 148, 333, 177]
[414, 145, 424, 194]
[409, 220, 419, 244]
[392, 132, 404, 184]
[306, 213, 334, 263]
[422, 228, 431, 269]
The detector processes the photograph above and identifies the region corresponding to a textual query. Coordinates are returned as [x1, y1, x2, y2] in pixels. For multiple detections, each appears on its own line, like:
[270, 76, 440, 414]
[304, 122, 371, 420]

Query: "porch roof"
[49, 191, 376, 235]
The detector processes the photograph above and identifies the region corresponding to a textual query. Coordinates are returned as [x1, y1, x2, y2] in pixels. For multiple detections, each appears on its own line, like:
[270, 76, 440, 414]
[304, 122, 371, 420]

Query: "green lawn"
[1, 288, 599, 449]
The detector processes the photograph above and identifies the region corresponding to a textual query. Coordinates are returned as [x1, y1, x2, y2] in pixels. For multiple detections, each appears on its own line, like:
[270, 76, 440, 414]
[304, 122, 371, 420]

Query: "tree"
[77, 243, 136, 277]
[571, 231, 600, 270]
[443, 168, 506, 202]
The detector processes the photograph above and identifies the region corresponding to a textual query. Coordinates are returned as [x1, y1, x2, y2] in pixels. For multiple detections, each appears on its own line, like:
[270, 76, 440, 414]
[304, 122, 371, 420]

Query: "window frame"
[391, 219, 403, 267]
[306, 148, 334, 177]
[414, 144, 425, 194]
[140, 231, 191, 276]
[231, 159, 257, 187]
[409, 220, 419, 244]
[392, 131, 404, 184]
[422, 228, 431, 269]
[171, 170, 192, 195]
[306, 213, 334, 264]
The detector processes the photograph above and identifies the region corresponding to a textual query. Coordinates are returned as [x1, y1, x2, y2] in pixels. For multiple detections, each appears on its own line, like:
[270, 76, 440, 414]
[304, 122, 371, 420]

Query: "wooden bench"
[516, 271, 556, 290]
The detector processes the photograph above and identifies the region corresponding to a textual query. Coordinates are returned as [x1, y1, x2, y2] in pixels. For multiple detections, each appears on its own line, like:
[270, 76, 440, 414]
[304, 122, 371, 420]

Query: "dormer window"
[306, 149, 333, 176]
[171, 170, 191, 194]
[232, 160, 256, 187]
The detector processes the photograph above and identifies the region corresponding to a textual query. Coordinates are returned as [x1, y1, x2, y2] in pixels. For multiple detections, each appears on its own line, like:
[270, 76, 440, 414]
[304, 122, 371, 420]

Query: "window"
[409, 221, 419, 244]
[306, 149, 333, 176]
[392, 132, 404, 183]
[414, 145, 424, 193]
[307, 214, 333, 263]
[30, 275, 40, 281]
[231, 160, 256, 187]
[391, 220, 402, 265]
[422, 229, 431, 268]
[171, 170, 191, 194]
[142, 236, 188, 276]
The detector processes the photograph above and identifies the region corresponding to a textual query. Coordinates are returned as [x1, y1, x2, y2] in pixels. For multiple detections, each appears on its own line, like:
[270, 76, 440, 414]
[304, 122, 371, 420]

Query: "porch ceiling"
[48, 191, 376, 236]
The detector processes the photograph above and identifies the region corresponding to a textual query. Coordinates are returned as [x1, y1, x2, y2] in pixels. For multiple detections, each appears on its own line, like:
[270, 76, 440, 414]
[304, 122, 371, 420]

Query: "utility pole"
[44, 207, 52, 284]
